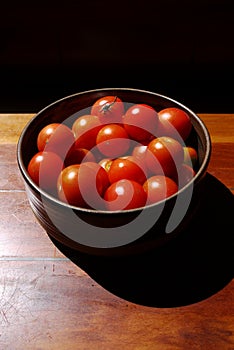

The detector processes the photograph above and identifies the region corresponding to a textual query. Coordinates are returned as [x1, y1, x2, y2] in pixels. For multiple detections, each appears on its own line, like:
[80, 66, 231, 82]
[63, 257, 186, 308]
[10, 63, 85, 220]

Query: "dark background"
[1, 0, 233, 113]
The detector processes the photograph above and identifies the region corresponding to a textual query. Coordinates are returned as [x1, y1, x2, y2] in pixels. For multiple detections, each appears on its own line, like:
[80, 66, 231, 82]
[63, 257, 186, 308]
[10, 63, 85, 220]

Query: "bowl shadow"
[48, 173, 234, 307]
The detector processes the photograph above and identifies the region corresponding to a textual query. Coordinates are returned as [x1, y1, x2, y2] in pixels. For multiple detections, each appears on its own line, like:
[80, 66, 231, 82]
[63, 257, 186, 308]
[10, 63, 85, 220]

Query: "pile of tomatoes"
[27, 95, 198, 211]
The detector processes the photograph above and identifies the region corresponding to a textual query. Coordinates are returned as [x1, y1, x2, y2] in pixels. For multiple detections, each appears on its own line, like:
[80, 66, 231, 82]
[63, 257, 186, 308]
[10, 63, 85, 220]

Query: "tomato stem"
[99, 96, 118, 114]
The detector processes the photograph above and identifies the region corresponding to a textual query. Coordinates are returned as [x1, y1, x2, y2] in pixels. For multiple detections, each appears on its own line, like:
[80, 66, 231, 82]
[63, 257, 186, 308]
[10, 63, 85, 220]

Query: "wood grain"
[199, 114, 234, 143]
[0, 114, 34, 144]
[0, 114, 233, 350]
[0, 260, 233, 350]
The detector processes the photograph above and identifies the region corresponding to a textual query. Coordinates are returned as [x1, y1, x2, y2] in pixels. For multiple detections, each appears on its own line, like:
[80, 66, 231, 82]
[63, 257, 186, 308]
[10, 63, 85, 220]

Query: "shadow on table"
[49, 173, 234, 307]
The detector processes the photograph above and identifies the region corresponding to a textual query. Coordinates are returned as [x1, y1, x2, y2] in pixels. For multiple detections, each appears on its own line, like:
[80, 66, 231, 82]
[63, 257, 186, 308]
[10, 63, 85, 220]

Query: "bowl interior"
[17, 88, 211, 255]
[19, 88, 210, 192]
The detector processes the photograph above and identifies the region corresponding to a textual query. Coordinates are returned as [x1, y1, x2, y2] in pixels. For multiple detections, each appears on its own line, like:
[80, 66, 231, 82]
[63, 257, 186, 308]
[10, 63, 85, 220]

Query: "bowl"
[17, 88, 211, 256]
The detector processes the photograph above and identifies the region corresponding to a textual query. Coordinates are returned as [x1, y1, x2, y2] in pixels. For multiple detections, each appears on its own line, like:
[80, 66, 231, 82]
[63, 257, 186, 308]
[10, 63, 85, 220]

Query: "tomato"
[108, 156, 147, 185]
[37, 123, 75, 158]
[57, 162, 109, 209]
[177, 164, 196, 189]
[104, 179, 147, 211]
[146, 136, 184, 178]
[72, 114, 103, 150]
[123, 104, 158, 142]
[57, 164, 87, 207]
[143, 175, 178, 205]
[84, 161, 110, 196]
[91, 95, 125, 124]
[64, 145, 96, 167]
[27, 151, 64, 195]
[183, 146, 198, 168]
[157, 107, 192, 141]
[132, 144, 148, 161]
[96, 124, 130, 158]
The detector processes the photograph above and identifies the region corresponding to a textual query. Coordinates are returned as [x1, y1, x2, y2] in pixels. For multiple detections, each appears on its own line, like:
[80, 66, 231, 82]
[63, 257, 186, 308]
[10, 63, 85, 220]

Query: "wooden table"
[0, 114, 233, 349]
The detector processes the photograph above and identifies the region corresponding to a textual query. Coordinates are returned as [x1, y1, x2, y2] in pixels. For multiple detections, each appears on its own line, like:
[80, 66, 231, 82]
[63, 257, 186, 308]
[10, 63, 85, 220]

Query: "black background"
[1, 0, 234, 113]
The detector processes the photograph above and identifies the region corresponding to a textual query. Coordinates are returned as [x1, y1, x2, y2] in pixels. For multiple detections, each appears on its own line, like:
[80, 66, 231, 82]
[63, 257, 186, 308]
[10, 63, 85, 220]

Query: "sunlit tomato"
[57, 162, 109, 209]
[64, 145, 96, 167]
[91, 95, 125, 124]
[177, 164, 196, 189]
[57, 164, 86, 207]
[37, 123, 75, 158]
[108, 156, 147, 185]
[157, 107, 192, 141]
[123, 104, 158, 142]
[72, 114, 103, 150]
[27, 151, 64, 195]
[104, 179, 147, 211]
[132, 144, 148, 161]
[143, 175, 178, 205]
[96, 124, 130, 158]
[84, 161, 110, 196]
[146, 136, 184, 178]
[183, 146, 198, 168]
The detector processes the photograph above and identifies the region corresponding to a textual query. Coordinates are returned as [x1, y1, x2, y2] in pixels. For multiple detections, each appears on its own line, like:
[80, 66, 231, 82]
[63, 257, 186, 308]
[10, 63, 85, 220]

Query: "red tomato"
[72, 114, 103, 150]
[177, 164, 196, 189]
[91, 95, 125, 124]
[57, 164, 86, 207]
[183, 146, 198, 168]
[157, 107, 192, 141]
[108, 156, 147, 185]
[57, 162, 109, 209]
[96, 124, 130, 158]
[132, 144, 148, 161]
[146, 136, 184, 178]
[123, 104, 158, 142]
[143, 175, 178, 205]
[84, 161, 110, 196]
[64, 145, 96, 167]
[27, 151, 64, 195]
[37, 123, 75, 158]
[104, 179, 147, 211]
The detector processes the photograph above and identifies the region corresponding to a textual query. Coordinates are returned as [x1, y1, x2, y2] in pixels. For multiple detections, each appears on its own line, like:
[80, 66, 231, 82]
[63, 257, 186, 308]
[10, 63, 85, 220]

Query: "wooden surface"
[0, 113, 233, 350]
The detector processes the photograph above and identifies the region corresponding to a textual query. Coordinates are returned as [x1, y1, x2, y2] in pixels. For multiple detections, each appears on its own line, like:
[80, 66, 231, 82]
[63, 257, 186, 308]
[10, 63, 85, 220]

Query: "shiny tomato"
[157, 107, 192, 141]
[132, 144, 148, 161]
[57, 164, 86, 207]
[64, 145, 96, 167]
[27, 151, 64, 194]
[104, 179, 147, 211]
[84, 161, 110, 196]
[143, 175, 178, 205]
[57, 162, 109, 209]
[123, 103, 158, 142]
[108, 156, 147, 185]
[96, 124, 130, 158]
[183, 146, 198, 168]
[72, 114, 102, 150]
[37, 123, 75, 158]
[146, 136, 184, 178]
[91, 95, 125, 124]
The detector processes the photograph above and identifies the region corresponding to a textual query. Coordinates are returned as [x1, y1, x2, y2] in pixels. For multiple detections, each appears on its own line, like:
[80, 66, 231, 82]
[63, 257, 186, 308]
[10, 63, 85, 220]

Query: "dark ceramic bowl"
[17, 88, 211, 256]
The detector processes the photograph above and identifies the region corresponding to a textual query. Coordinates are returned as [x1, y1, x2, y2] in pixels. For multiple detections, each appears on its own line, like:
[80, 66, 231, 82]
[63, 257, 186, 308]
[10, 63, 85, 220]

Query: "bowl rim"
[17, 87, 212, 215]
